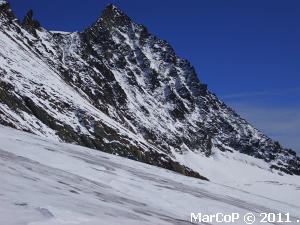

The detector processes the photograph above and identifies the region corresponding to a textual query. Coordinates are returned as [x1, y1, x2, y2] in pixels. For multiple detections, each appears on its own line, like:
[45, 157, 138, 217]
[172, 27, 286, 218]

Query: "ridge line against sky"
[8, 0, 300, 152]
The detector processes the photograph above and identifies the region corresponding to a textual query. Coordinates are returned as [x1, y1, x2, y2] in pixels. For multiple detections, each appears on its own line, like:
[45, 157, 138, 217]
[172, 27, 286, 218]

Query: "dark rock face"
[0, 4, 299, 179]
[22, 9, 41, 35]
[0, 1, 15, 22]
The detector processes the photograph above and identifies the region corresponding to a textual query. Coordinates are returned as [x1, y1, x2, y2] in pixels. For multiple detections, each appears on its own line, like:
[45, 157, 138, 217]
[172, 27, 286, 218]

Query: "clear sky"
[8, 0, 300, 152]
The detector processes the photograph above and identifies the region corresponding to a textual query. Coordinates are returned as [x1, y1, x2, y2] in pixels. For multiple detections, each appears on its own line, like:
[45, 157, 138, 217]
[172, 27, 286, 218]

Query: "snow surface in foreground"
[0, 126, 299, 225]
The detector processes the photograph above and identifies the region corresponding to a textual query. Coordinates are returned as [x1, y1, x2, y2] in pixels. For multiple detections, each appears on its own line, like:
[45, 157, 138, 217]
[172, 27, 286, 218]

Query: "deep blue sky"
[8, 0, 300, 152]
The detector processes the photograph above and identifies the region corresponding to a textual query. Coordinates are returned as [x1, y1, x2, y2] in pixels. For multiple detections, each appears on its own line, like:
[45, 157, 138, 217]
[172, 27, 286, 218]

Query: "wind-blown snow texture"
[0, 2, 299, 178]
[0, 125, 299, 225]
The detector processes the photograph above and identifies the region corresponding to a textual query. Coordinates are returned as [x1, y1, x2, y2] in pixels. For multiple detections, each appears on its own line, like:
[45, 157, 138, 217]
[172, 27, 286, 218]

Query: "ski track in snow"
[0, 126, 299, 225]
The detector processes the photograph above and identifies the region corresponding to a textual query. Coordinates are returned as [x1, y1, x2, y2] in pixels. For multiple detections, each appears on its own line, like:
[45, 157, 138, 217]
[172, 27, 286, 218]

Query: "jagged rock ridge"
[0, 1, 299, 179]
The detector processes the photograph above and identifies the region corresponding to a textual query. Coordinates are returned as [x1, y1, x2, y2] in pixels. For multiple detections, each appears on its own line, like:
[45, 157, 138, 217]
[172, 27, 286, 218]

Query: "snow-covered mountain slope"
[0, 126, 299, 225]
[0, 1, 299, 179]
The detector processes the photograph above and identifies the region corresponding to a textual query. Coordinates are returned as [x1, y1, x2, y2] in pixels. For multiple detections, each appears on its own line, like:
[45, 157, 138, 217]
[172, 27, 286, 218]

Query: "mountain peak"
[103, 4, 125, 17]
[21, 9, 41, 35]
[98, 4, 131, 28]
[0, 2, 299, 179]
[105, 4, 120, 12]
[0, 1, 15, 21]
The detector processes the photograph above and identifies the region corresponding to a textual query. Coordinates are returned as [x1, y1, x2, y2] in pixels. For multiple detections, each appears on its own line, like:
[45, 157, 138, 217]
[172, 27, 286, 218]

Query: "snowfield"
[0, 125, 299, 225]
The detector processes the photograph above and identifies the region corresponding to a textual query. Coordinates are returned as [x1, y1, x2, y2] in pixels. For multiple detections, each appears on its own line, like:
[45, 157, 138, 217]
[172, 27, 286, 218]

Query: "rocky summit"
[0, 2, 299, 180]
